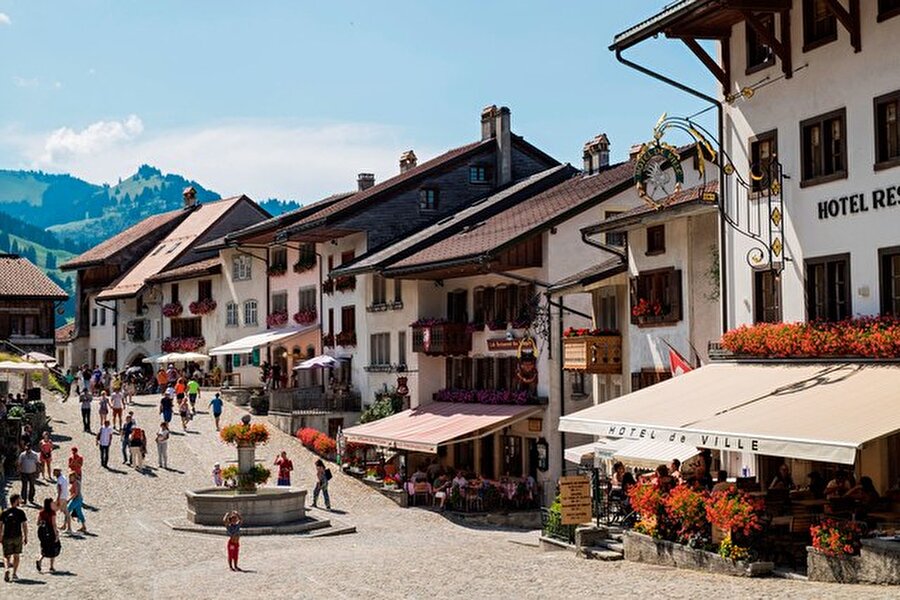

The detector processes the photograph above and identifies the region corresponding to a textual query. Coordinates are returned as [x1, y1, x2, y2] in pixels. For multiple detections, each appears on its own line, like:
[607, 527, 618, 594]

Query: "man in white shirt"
[54, 468, 71, 533]
[110, 390, 125, 430]
[96, 420, 113, 468]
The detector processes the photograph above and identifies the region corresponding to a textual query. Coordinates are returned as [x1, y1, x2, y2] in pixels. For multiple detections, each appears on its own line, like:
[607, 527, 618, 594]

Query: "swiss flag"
[669, 348, 693, 377]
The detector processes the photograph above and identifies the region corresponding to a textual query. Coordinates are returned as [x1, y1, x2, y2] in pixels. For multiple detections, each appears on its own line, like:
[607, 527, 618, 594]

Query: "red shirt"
[69, 453, 83, 476]
[276, 458, 293, 480]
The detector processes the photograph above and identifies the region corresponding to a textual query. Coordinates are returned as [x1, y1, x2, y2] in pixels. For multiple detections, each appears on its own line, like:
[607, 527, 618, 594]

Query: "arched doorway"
[102, 348, 117, 369]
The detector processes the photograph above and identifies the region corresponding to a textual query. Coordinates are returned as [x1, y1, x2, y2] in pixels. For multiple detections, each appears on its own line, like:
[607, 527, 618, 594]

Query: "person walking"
[121, 413, 134, 465]
[178, 394, 191, 432]
[156, 422, 170, 469]
[159, 392, 174, 426]
[66, 473, 87, 534]
[274, 451, 293, 486]
[125, 375, 136, 405]
[130, 427, 146, 470]
[0, 494, 28, 582]
[35, 497, 60, 573]
[63, 370, 74, 400]
[223, 510, 242, 571]
[79, 390, 92, 433]
[110, 389, 124, 430]
[155, 368, 167, 395]
[208, 392, 224, 431]
[96, 420, 113, 468]
[312, 459, 331, 510]
[97, 391, 110, 426]
[67, 448, 83, 480]
[54, 469, 71, 534]
[0, 456, 6, 510]
[38, 432, 54, 481]
[187, 376, 200, 415]
[16, 446, 39, 505]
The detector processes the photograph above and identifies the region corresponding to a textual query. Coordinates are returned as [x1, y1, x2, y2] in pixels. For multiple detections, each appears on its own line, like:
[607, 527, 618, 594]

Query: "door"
[480, 436, 495, 479]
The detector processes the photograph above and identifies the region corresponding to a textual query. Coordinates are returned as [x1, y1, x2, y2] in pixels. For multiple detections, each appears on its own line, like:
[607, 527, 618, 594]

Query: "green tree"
[10, 239, 19, 254]
[24, 245, 38, 264]
[0, 231, 9, 252]
[45, 252, 57, 269]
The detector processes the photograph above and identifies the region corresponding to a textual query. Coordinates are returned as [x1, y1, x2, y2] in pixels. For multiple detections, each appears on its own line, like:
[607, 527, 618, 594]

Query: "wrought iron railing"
[269, 386, 362, 413]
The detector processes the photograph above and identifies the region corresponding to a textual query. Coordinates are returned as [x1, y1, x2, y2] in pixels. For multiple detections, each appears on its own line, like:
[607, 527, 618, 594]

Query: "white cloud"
[39, 115, 144, 164]
[13, 76, 39, 88]
[16, 118, 430, 202]
[0, 13, 11, 26]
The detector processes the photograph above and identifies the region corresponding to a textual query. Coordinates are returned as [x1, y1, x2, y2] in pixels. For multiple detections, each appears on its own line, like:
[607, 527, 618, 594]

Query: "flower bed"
[811, 518, 864, 557]
[721, 317, 900, 358]
[161, 336, 205, 352]
[266, 311, 288, 328]
[220, 422, 270, 446]
[221, 463, 271, 488]
[189, 298, 217, 315]
[624, 531, 773, 577]
[295, 427, 336, 459]
[293, 307, 317, 325]
[434, 388, 532, 405]
[162, 302, 183, 317]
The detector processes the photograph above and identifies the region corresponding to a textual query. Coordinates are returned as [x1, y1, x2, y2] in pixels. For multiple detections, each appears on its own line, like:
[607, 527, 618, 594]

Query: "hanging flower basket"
[293, 255, 316, 273]
[188, 298, 217, 315]
[335, 275, 356, 292]
[322, 279, 335, 295]
[293, 307, 317, 325]
[323, 333, 335, 348]
[162, 302, 183, 318]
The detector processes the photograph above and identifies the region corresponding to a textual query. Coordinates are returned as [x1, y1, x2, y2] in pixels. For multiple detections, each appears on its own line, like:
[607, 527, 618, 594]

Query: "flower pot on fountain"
[185, 415, 308, 527]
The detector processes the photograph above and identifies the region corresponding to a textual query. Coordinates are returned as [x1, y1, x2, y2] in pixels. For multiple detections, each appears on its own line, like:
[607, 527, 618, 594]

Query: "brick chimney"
[481, 104, 498, 140]
[399, 150, 417, 173]
[357, 173, 375, 191]
[582, 134, 610, 175]
[182, 186, 197, 209]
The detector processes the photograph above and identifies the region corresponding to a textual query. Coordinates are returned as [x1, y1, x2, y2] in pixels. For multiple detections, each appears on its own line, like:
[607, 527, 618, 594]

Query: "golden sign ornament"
[633, 140, 684, 208]
[516, 336, 538, 384]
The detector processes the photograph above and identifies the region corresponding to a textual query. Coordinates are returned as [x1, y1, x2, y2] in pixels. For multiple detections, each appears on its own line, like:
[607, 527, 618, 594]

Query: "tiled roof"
[331, 165, 572, 277]
[279, 140, 493, 236]
[61, 208, 184, 270]
[583, 180, 719, 234]
[96, 196, 244, 300]
[386, 159, 638, 273]
[146, 257, 222, 284]
[227, 192, 353, 243]
[56, 322, 75, 343]
[0, 254, 68, 299]
[548, 256, 627, 294]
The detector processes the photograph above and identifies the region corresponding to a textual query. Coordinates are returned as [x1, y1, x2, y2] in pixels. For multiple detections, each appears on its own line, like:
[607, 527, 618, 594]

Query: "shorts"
[213, 411, 222, 418]
[176, 392, 185, 401]
[112, 407, 123, 417]
[188, 393, 197, 402]
[2, 537, 23, 557]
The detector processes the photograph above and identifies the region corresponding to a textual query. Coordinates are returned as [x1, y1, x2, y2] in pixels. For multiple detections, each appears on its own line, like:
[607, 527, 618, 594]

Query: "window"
[340, 250, 355, 265]
[803, 0, 837, 50]
[341, 306, 356, 333]
[171, 283, 179, 304]
[630, 268, 682, 325]
[419, 188, 438, 212]
[91, 308, 98, 327]
[750, 130, 778, 193]
[171, 317, 202, 338]
[243, 300, 258, 326]
[805, 254, 850, 321]
[328, 308, 335, 335]
[571, 372, 587, 396]
[879, 0, 900, 22]
[394, 278, 403, 304]
[801, 109, 847, 186]
[753, 270, 782, 323]
[646, 224, 665, 255]
[875, 91, 900, 170]
[469, 165, 490, 184]
[397, 330, 407, 367]
[879, 247, 900, 316]
[595, 288, 618, 331]
[226, 302, 238, 327]
[270, 247, 287, 271]
[604, 211, 626, 247]
[271, 291, 287, 315]
[10, 314, 37, 336]
[298, 287, 316, 311]
[370, 333, 391, 366]
[198, 280, 212, 301]
[372, 274, 387, 305]
[100, 308, 106, 326]
[232, 255, 252, 281]
[746, 13, 775, 72]
[447, 290, 467, 324]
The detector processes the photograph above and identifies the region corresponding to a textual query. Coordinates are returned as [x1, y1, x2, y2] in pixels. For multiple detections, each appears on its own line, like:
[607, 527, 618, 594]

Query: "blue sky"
[0, 1, 716, 202]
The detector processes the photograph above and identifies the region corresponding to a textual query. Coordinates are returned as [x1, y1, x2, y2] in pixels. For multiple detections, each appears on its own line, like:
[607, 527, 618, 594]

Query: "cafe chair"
[411, 482, 432, 506]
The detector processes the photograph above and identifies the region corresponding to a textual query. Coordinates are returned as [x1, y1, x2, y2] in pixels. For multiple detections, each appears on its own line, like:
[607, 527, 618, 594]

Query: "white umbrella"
[294, 355, 341, 370]
[0, 360, 47, 372]
[148, 352, 210, 364]
[22, 351, 57, 366]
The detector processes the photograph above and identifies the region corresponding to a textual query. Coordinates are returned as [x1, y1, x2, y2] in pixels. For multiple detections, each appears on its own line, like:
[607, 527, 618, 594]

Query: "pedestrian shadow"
[235, 569, 257, 574]
[170, 431, 186, 436]
[12, 578, 46, 585]
[128, 402, 154, 407]
[51, 434, 73, 443]
[82, 503, 100, 512]
[163, 467, 185, 474]
[105, 467, 128, 475]
[140, 468, 160, 478]
[183, 430, 201, 435]
[326, 508, 348, 515]
[48, 570, 76, 576]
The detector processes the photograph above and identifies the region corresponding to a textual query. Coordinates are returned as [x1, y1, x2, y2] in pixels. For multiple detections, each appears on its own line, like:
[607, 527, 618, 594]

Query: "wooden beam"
[742, 10, 789, 64]
[726, 0, 791, 9]
[779, 9, 793, 79]
[682, 37, 730, 90]
[824, 0, 861, 52]
[720, 33, 732, 93]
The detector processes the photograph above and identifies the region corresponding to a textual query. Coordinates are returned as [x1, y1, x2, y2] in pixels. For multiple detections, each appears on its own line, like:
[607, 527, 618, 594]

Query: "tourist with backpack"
[35, 497, 60, 573]
[312, 459, 332, 510]
[130, 427, 147, 470]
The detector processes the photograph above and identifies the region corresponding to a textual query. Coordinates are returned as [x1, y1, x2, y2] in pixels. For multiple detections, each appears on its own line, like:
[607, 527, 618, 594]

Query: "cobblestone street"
[2, 394, 893, 599]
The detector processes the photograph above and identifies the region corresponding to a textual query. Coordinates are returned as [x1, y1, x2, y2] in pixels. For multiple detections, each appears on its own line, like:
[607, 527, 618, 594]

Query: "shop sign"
[487, 338, 519, 351]
[816, 184, 900, 220]
[516, 336, 538, 384]
[559, 475, 592, 525]
[604, 424, 760, 451]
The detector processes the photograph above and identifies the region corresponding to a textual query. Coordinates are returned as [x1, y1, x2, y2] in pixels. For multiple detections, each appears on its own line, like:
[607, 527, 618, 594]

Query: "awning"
[143, 352, 210, 364]
[563, 437, 698, 470]
[208, 326, 316, 356]
[343, 402, 543, 454]
[559, 363, 900, 465]
[564, 438, 629, 464]
[0, 360, 47, 373]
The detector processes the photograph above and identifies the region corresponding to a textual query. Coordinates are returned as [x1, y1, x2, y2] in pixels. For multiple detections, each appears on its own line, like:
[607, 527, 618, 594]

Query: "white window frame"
[226, 302, 239, 327]
[370, 332, 391, 366]
[232, 255, 253, 281]
[243, 300, 258, 326]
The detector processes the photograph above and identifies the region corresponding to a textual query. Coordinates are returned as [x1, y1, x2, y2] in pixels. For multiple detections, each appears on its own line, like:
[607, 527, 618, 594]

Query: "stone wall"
[623, 531, 773, 577]
[807, 540, 900, 585]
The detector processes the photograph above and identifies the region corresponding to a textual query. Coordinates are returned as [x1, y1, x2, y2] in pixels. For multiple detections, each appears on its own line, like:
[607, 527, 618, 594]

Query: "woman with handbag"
[35, 497, 61, 572]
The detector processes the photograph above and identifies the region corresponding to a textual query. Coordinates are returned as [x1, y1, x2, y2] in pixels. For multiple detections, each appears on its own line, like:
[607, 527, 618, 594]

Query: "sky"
[0, 1, 717, 204]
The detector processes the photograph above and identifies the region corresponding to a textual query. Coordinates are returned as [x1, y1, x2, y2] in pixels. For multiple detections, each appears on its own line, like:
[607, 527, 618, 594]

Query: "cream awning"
[564, 437, 698, 470]
[559, 363, 900, 465]
[563, 439, 628, 464]
[208, 326, 316, 356]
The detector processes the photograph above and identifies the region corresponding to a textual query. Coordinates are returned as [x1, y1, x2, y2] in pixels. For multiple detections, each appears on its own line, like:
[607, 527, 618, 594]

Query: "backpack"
[325, 468, 333, 481]
[37, 518, 53, 543]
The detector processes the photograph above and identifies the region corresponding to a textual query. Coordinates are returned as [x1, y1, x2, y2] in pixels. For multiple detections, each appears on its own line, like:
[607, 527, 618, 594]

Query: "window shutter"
[670, 269, 683, 321]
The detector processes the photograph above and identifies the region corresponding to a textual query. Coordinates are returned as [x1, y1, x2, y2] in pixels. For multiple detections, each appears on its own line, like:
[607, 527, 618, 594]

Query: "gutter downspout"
[614, 47, 728, 334]
[580, 230, 626, 261]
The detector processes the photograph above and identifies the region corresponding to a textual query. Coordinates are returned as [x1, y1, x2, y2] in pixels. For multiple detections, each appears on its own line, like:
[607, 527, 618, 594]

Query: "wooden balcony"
[411, 322, 471, 356]
[563, 334, 622, 374]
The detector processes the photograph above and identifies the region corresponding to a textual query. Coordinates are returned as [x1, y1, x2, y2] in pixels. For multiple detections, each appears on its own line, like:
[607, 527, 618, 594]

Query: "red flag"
[669, 348, 693, 377]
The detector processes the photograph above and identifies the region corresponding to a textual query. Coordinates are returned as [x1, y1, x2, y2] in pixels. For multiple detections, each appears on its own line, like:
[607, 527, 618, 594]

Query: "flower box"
[189, 298, 217, 315]
[434, 388, 534, 405]
[335, 275, 356, 292]
[562, 334, 622, 374]
[624, 531, 773, 577]
[293, 308, 317, 325]
[267, 265, 287, 277]
[411, 320, 471, 356]
[322, 279, 335, 295]
[161, 336, 205, 352]
[336, 331, 357, 347]
[266, 311, 288, 328]
[292, 256, 316, 273]
[162, 302, 183, 318]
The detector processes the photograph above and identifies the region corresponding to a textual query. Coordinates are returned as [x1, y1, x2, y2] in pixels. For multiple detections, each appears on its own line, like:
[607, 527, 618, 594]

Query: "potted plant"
[292, 254, 316, 273]
[219, 417, 271, 491]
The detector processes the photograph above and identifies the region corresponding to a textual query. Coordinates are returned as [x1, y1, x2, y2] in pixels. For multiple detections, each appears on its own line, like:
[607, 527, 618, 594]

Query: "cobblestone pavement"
[3, 393, 895, 599]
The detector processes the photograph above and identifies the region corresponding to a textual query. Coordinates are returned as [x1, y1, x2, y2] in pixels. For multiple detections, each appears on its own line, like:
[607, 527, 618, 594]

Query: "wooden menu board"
[559, 475, 592, 525]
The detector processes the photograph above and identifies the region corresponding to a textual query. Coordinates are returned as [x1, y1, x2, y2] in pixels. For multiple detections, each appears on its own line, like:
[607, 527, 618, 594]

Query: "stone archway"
[102, 348, 117, 369]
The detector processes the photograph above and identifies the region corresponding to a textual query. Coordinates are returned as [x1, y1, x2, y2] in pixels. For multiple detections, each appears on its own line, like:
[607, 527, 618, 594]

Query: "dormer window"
[419, 188, 439, 212]
[469, 165, 490, 184]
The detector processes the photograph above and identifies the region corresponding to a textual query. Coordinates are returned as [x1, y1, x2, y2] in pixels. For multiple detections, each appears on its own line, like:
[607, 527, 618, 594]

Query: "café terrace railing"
[269, 386, 362, 414]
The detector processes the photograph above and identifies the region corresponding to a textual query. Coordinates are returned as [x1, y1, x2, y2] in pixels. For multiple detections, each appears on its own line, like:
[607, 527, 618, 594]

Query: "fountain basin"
[186, 487, 308, 527]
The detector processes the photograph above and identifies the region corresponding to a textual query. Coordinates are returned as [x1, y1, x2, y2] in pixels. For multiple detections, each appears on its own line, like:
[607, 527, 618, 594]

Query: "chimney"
[399, 150, 417, 173]
[182, 186, 197, 209]
[582, 134, 610, 175]
[357, 173, 375, 191]
[495, 106, 512, 186]
[629, 143, 644, 161]
[481, 104, 498, 140]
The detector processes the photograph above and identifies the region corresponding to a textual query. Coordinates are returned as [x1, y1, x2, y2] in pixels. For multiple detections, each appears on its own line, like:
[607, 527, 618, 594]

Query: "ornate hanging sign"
[634, 140, 684, 207]
[516, 336, 538, 384]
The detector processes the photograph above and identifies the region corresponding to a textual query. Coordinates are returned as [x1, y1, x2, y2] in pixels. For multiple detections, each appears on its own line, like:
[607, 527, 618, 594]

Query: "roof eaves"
[610, 0, 714, 51]
[548, 260, 628, 295]
[382, 255, 484, 278]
